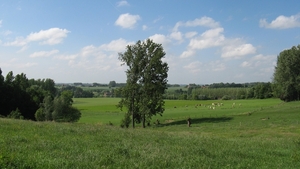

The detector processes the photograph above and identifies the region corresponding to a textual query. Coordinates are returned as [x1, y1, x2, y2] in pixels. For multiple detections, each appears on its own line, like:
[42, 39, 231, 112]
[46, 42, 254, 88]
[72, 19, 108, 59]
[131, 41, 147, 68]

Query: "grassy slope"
[1, 99, 300, 168]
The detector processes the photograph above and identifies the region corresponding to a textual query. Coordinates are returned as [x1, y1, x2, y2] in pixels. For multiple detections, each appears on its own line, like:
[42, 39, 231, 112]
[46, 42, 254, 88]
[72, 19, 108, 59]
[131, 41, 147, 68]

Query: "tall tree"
[273, 45, 300, 101]
[118, 39, 169, 128]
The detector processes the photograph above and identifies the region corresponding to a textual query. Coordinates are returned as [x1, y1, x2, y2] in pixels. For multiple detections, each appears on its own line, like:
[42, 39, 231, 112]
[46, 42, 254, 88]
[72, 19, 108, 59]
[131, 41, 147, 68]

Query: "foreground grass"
[1, 99, 300, 168]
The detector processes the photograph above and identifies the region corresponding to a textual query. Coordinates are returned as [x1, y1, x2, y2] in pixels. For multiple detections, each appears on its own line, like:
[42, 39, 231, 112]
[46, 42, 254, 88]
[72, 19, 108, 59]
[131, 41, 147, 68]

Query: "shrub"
[120, 113, 131, 128]
[222, 95, 231, 100]
[7, 108, 24, 119]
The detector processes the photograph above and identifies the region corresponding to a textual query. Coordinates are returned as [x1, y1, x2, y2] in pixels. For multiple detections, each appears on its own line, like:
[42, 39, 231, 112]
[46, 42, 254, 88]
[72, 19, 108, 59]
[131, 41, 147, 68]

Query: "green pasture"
[1, 98, 300, 168]
[74, 98, 289, 127]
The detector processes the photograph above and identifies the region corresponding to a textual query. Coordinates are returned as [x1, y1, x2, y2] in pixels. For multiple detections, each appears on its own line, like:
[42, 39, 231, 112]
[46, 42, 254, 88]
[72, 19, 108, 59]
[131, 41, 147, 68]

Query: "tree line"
[164, 82, 274, 100]
[0, 69, 81, 122]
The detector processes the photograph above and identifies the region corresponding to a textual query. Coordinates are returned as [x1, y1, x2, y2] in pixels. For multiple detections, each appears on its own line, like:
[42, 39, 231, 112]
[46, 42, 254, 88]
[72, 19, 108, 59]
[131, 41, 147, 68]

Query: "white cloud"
[0, 20, 2, 27]
[222, 43, 256, 59]
[4, 28, 70, 48]
[210, 61, 226, 71]
[26, 28, 70, 45]
[100, 38, 134, 52]
[142, 25, 148, 30]
[260, 14, 300, 29]
[4, 37, 27, 46]
[115, 13, 141, 29]
[179, 28, 225, 58]
[117, 0, 129, 7]
[53, 38, 134, 72]
[188, 28, 225, 50]
[30, 49, 59, 58]
[185, 31, 198, 39]
[148, 34, 170, 47]
[170, 31, 183, 42]
[173, 16, 220, 31]
[153, 17, 163, 23]
[2, 30, 12, 36]
[240, 54, 276, 68]
[19, 62, 38, 68]
[180, 50, 195, 58]
[240, 61, 251, 67]
[184, 61, 202, 73]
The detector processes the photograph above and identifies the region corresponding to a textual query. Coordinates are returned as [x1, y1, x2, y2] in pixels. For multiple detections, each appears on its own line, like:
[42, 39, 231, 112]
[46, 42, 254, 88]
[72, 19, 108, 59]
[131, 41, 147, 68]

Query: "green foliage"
[7, 108, 24, 119]
[120, 112, 131, 128]
[35, 107, 45, 121]
[109, 80, 116, 87]
[273, 45, 300, 101]
[222, 95, 231, 100]
[118, 39, 169, 128]
[0, 70, 57, 120]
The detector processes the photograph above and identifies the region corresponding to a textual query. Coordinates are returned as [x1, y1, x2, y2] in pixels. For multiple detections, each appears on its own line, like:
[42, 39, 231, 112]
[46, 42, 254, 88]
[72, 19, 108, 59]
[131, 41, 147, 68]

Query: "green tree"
[118, 39, 169, 128]
[273, 45, 300, 101]
[109, 81, 116, 87]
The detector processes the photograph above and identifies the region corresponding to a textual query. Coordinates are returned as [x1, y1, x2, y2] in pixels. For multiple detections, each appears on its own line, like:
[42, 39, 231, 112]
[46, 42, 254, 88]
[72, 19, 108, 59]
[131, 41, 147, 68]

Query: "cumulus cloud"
[210, 61, 226, 71]
[180, 50, 196, 58]
[27, 28, 70, 45]
[260, 14, 300, 29]
[180, 28, 225, 58]
[188, 28, 225, 50]
[117, 0, 129, 7]
[148, 34, 171, 47]
[240, 54, 276, 68]
[173, 16, 220, 31]
[170, 31, 183, 42]
[185, 31, 198, 39]
[183, 61, 202, 73]
[30, 49, 59, 58]
[100, 38, 134, 52]
[115, 13, 141, 29]
[54, 38, 134, 71]
[222, 43, 256, 59]
[4, 28, 70, 47]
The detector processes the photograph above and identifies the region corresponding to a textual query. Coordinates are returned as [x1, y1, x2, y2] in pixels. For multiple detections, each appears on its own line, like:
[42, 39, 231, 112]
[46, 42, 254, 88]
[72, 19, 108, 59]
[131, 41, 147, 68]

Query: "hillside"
[1, 100, 300, 168]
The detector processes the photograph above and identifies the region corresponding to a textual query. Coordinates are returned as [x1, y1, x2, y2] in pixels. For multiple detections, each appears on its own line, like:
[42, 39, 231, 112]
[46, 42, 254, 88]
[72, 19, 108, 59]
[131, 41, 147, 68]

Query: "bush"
[35, 108, 45, 121]
[120, 113, 131, 128]
[222, 95, 231, 100]
[7, 108, 24, 119]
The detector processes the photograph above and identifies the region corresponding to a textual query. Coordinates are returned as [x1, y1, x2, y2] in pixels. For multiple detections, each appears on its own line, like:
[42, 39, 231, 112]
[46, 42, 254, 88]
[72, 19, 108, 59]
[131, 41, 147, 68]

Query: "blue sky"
[1, 0, 300, 84]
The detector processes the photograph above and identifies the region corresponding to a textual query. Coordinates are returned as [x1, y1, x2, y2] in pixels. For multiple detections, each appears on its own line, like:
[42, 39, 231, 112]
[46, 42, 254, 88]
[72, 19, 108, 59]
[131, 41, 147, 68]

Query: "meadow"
[1, 98, 300, 168]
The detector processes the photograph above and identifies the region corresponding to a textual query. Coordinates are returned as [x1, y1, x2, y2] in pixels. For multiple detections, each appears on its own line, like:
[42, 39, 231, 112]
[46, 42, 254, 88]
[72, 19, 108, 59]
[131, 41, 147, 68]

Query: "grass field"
[1, 98, 300, 168]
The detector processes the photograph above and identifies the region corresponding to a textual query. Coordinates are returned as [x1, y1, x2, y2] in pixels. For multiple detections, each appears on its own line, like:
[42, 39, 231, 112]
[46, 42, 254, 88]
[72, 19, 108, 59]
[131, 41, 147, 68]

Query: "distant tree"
[36, 92, 81, 122]
[52, 96, 81, 122]
[118, 39, 169, 128]
[273, 45, 300, 101]
[109, 81, 116, 87]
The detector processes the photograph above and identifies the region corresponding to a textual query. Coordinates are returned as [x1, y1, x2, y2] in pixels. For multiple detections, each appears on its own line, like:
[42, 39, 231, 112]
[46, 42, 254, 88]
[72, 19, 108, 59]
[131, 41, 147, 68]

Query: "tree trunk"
[142, 114, 146, 128]
[132, 93, 135, 128]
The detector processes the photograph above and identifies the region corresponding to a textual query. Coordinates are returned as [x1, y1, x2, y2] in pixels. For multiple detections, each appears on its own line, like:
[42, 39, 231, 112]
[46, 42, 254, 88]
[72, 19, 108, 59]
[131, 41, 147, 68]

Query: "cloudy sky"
[1, 1, 300, 84]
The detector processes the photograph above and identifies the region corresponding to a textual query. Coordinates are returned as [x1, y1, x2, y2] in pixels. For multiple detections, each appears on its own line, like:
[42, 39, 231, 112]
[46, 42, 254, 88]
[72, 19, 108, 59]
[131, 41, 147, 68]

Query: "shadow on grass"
[161, 117, 233, 126]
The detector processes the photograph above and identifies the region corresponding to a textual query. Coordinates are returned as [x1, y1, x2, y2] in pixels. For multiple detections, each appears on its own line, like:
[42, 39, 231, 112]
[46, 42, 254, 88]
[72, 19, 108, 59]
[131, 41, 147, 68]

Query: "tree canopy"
[273, 45, 300, 101]
[118, 39, 169, 128]
[0, 68, 81, 122]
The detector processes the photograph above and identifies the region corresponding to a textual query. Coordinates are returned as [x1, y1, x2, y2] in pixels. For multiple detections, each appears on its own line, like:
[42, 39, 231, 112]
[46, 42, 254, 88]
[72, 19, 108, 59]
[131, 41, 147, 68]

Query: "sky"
[1, 0, 300, 84]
